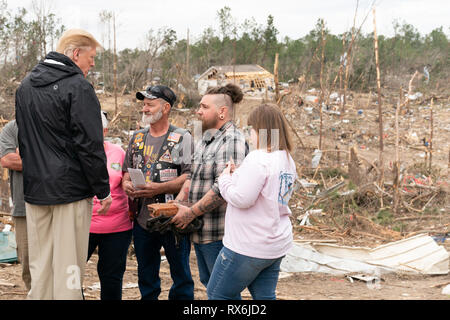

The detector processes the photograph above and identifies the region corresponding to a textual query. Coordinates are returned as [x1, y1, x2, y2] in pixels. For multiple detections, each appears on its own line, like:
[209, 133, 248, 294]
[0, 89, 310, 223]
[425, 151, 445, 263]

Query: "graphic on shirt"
[111, 163, 121, 171]
[278, 172, 295, 206]
[143, 144, 159, 165]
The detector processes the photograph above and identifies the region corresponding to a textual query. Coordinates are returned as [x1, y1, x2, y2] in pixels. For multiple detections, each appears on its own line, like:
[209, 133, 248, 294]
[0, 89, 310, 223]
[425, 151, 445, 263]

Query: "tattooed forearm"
[183, 208, 196, 224]
[175, 179, 191, 202]
[192, 190, 225, 217]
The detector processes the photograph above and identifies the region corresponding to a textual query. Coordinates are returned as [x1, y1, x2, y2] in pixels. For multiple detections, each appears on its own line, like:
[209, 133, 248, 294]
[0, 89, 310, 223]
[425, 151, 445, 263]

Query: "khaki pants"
[25, 198, 93, 300]
[12, 216, 31, 291]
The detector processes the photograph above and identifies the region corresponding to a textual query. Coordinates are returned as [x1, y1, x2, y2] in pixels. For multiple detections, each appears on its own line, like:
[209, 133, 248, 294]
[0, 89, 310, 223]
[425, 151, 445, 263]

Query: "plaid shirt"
[189, 121, 249, 244]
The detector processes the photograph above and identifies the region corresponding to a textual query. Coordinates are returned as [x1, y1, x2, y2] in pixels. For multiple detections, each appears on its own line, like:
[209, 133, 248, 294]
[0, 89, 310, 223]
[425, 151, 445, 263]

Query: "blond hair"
[56, 29, 102, 58]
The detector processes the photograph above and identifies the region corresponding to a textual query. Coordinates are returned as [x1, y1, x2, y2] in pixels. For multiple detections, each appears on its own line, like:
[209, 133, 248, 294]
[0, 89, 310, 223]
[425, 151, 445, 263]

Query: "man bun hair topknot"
[223, 83, 244, 104]
[206, 83, 244, 105]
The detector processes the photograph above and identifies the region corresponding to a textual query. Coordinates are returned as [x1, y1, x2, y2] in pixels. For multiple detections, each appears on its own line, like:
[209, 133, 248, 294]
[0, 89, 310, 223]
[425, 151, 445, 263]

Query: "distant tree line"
[1, 3, 448, 98]
[0, 0, 65, 92]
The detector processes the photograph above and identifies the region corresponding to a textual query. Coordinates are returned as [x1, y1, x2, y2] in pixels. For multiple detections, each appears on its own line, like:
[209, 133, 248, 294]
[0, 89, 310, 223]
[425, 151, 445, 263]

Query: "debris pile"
[0, 222, 17, 264]
[273, 85, 449, 247]
[281, 234, 449, 275]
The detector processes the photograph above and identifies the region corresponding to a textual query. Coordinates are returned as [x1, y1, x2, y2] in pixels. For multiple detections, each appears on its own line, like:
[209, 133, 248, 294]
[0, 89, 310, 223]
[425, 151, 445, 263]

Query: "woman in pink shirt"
[207, 104, 297, 300]
[87, 111, 132, 300]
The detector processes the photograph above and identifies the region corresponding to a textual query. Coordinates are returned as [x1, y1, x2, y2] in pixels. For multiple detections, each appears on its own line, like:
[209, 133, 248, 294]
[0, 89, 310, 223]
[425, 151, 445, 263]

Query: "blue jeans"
[193, 241, 223, 288]
[133, 222, 194, 300]
[87, 229, 132, 300]
[207, 246, 284, 300]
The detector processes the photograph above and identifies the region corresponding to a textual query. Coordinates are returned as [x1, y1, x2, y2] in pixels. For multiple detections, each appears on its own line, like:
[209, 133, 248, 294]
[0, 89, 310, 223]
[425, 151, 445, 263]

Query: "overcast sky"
[6, 0, 450, 50]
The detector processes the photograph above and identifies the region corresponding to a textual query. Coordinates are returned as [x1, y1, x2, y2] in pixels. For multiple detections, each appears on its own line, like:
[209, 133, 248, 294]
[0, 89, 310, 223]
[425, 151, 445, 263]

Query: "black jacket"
[15, 51, 110, 205]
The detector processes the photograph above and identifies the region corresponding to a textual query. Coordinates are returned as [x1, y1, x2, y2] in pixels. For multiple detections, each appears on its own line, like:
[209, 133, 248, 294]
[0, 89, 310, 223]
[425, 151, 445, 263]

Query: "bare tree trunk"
[99, 10, 113, 90]
[341, 1, 359, 116]
[32, 0, 49, 59]
[429, 98, 434, 172]
[274, 52, 279, 103]
[303, 44, 320, 91]
[186, 28, 190, 84]
[406, 70, 419, 113]
[318, 23, 326, 150]
[273, 52, 305, 148]
[349, 147, 362, 186]
[113, 13, 118, 115]
[232, 39, 236, 86]
[373, 7, 384, 206]
[393, 87, 402, 214]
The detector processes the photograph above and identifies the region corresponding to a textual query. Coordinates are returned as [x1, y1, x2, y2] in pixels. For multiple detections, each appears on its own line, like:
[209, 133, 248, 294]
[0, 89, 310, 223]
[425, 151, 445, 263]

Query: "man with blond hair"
[15, 29, 111, 300]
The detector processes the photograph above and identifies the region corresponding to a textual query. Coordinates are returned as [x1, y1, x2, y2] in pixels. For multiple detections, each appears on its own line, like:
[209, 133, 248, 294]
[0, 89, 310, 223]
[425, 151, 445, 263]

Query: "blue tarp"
[0, 231, 18, 263]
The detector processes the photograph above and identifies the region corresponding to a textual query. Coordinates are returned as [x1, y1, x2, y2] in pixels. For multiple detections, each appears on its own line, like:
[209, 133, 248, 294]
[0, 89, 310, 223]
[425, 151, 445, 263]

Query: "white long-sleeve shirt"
[218, 149, 297, 259]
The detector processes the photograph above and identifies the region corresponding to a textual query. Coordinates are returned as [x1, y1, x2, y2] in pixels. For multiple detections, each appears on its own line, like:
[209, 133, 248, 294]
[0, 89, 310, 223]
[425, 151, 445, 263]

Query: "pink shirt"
[218, 149, 297, 259]
[90, 141, 132, 234]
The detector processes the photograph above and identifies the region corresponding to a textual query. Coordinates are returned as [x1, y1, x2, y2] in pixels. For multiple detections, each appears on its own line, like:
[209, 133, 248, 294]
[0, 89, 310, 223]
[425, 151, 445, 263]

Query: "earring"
[220, 115, 224, 120]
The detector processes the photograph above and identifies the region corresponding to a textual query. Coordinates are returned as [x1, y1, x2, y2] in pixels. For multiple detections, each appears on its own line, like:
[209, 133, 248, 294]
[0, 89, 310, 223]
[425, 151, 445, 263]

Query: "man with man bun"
[171, 83, 249, 289]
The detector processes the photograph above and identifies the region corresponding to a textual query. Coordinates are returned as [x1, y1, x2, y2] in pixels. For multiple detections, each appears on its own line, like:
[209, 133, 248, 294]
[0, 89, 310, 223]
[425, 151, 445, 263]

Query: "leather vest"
[129, 124, 187, 204]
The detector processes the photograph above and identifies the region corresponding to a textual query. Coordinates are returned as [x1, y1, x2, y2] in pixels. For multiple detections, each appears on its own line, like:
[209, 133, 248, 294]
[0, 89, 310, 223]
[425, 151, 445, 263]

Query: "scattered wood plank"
[394, 215, 443, 222]
[0, 290, 26, 295]
[431, 281, 450, 289]
[0, 263, 15, 268]
[294, 239, 338, 244]
[406, 229, 449, 238]
[0, 280, 16, 287]
[352, 231, 390, 241]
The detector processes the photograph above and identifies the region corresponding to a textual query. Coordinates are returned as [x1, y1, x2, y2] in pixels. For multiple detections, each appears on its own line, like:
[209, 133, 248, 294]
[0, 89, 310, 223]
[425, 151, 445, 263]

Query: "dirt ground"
[1, 238, 450, 301]
[0, 89, 449, 301]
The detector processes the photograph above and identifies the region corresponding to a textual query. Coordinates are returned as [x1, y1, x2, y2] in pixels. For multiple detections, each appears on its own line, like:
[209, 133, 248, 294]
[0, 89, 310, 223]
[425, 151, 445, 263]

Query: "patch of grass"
[329, 190, 341, 201]
[348, 181, 357, 191]
[423, 207, 439, 215]
[372, 208, 394, 226]
[393, 222, 407, 233]
[321, 168, 348, 179]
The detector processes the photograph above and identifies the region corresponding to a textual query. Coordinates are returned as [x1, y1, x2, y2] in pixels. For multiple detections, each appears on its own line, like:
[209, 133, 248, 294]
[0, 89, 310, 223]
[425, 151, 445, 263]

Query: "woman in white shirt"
[207, 104, 297, 300]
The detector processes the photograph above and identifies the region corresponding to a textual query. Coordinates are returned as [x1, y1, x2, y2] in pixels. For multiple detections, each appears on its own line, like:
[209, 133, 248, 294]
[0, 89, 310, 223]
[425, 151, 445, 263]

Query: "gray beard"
[141, 109, 163, 127]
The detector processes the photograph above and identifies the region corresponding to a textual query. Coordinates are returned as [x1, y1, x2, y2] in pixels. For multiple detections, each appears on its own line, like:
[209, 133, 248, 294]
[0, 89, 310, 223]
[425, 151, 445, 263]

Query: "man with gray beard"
[121, 85, 194, 300]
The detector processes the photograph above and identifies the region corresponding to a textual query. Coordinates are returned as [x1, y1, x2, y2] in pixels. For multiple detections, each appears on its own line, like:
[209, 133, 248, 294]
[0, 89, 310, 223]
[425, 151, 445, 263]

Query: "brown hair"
[247, 103, 292, 153]
[205, 83, 244, 108]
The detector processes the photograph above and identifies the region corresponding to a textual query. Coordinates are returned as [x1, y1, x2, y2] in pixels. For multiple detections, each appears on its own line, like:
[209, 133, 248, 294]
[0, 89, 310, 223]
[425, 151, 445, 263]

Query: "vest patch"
[160, 169, 178, 182]
[159, 149, 173, 163]
[129, 126, 185, 204]
[167, 132, 181, 143]
[134, 132, 144, 144]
